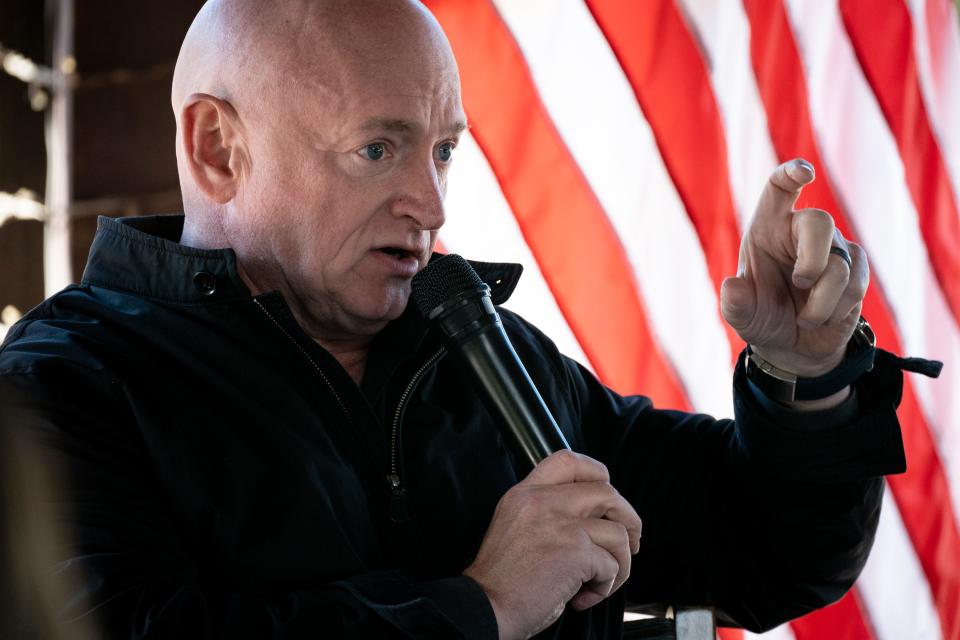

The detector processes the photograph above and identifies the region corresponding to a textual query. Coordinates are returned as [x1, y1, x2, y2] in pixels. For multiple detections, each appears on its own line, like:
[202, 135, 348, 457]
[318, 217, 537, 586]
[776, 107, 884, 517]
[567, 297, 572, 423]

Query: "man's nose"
[391, 157, 446, 230]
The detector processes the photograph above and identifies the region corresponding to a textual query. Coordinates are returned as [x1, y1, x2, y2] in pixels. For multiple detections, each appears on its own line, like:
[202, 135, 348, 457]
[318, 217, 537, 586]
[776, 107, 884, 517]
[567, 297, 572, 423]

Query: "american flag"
[423, 1, 960, 639]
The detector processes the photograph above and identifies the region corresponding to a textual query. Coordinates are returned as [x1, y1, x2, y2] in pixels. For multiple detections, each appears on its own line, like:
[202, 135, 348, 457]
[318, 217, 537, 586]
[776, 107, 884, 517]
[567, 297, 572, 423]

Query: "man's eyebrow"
[358, 118, 470, 137]
[360, 118, 419, 133]
[448, 121, 470, 137]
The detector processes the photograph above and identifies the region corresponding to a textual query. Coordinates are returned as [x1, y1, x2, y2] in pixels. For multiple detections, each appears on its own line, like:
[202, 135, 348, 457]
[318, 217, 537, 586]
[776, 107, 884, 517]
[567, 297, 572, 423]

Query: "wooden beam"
[42, 0, 74, 296]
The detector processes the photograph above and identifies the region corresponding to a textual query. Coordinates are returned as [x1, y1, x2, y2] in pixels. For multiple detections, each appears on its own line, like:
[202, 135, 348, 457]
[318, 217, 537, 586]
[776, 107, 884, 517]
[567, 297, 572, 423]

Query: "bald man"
[0, 1, 932, 638]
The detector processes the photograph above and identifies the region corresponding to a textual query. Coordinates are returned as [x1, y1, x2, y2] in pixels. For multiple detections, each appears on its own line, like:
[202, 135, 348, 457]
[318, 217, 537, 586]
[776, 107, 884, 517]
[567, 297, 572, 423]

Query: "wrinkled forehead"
[275, 5, 464, 141]
[296, 2, 461, 96]
[174, 0, 462, 121]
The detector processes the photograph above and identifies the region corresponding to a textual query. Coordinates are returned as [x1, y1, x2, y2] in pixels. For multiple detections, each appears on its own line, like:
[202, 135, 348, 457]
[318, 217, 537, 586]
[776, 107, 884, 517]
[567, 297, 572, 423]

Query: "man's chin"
[349, 286, 412, 327]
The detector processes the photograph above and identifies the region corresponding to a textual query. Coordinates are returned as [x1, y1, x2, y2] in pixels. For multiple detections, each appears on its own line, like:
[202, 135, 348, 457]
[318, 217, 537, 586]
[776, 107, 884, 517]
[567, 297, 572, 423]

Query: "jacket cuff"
[339, 571, 498, 639]
[746, 376, 861, 430]
[419, 575, 499, 640]
[732, 348, 907, 484]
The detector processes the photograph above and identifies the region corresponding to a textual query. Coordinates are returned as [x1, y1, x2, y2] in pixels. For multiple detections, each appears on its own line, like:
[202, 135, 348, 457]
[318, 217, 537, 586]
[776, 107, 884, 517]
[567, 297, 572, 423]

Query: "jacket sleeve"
[0, 366, 498, 640]
[561, 346, 908, 633]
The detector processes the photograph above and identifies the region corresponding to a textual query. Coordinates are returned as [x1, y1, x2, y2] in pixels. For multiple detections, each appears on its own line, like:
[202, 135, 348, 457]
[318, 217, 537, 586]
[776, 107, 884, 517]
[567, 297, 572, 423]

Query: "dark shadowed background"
[0, 0, 204, 334]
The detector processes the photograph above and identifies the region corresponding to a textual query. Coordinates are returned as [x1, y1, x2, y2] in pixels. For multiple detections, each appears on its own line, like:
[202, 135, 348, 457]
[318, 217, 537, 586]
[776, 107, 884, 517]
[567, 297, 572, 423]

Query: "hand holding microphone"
[463, 450, 642, 639]
[412, 256, 642, 639]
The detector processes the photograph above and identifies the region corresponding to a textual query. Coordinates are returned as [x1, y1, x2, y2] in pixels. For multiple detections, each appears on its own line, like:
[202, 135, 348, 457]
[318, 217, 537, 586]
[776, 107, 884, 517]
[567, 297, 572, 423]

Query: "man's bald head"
[172, 0, 454, 121]
[171, 0, 466, 351]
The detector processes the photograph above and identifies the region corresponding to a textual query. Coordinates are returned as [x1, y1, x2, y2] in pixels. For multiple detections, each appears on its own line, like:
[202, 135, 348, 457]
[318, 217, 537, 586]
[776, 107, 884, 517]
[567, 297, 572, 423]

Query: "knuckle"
[847, 241, 864, 261]
[593, 460, 611, 482]
[551, 449, 580, 470]
[833, 305, 859, 325]
[849, 242, 869, 274]
[809, 208, 836, 229]
[497, 487, 519, 512]
[572, 527, 594, 555]
[602, 556, 620, 582]
[794, 262, 821, 280]
[795, 208, 836, 241]
[599, 481, 618, 500]
[616, 554, 632, 583]
[830, 260, 852, 285]
[848, 277, 868, 302]
[799, 308, 829, 327]
[860, 269, 870, 293]
[769, 170, 787, 190]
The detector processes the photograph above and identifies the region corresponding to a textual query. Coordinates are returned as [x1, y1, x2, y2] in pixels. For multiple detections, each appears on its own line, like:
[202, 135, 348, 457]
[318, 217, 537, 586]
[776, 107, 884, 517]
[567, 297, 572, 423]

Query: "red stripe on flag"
[425, 0, 690, 407]
[840, 0, 960, 334]
[744, 2, 960, 638]
[788, 591, 876, 640]
[584, 0, 745, 360]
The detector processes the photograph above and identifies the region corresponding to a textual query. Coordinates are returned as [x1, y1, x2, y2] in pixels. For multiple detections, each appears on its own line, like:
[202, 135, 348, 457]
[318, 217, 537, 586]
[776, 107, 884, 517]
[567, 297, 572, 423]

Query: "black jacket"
[0, 215, 909, 639]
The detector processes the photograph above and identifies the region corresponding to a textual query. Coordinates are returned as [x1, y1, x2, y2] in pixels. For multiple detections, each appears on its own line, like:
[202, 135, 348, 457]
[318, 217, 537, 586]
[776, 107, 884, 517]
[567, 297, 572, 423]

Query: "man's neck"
[180, 219, 375, 386]
[237, 261, 375, 386]
[316, 340, 369, 386]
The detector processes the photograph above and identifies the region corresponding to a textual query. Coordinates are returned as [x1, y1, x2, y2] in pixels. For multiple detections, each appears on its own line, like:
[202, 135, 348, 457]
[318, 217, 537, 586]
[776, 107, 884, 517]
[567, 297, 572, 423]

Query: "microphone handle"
[455, 321, 571, 467]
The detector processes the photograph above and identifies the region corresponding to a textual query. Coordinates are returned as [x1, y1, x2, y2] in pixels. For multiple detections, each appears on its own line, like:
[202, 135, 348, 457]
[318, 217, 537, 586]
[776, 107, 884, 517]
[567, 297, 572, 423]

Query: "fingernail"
[797, 159, 814, 173]
[793, 275, 813, 289]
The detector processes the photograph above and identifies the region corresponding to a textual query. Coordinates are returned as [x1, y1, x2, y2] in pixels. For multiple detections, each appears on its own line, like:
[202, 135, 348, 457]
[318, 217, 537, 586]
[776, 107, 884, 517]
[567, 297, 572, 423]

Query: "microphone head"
[411, 254, 488, 317]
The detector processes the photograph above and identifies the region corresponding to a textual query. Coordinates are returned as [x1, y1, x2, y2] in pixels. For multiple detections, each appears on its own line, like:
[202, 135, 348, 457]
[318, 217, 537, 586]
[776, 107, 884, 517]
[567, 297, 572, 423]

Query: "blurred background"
[0, 0, 202, 338]
[1, 1, 959, 639]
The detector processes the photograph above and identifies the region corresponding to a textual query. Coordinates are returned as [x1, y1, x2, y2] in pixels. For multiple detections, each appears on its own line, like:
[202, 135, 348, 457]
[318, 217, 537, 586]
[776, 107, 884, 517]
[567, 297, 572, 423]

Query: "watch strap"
[745, 318, 877, 402]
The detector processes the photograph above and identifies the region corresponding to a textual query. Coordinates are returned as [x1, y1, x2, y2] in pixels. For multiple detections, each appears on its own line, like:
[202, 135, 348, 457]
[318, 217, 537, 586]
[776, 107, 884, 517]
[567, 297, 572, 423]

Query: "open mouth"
[379, 247, 417, 260]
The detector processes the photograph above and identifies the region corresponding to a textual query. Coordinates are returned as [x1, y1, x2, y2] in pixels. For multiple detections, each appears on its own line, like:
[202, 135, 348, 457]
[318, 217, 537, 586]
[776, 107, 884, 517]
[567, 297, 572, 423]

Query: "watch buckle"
[745, 350, 799, 403]
[853, 317, 877, 372]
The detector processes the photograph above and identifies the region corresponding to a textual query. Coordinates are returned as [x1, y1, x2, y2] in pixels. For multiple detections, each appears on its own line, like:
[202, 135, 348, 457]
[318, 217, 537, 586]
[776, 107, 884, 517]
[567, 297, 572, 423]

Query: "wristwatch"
[745, 317, 876, 403]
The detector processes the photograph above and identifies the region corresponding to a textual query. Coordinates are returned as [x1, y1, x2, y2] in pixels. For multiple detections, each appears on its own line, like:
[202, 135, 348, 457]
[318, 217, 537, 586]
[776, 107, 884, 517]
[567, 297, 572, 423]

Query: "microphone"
[411, 254, 570, 468]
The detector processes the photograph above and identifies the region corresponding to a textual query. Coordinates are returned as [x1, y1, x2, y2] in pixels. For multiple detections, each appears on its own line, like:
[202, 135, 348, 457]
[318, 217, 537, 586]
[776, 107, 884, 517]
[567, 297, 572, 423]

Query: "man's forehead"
[175, 0, 462, 116]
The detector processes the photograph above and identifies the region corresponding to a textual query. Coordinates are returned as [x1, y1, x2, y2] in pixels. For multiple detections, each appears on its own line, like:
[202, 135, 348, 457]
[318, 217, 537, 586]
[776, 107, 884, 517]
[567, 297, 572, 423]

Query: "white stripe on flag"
[491, 0, 734, 417]
[744, 623, 797, 640]
[441, 131, 593, 370]
[904, 0, 960, 222]
[676, 0, 780, 229]
[859, 487, 944, 640]
[784, 0, 960, 524]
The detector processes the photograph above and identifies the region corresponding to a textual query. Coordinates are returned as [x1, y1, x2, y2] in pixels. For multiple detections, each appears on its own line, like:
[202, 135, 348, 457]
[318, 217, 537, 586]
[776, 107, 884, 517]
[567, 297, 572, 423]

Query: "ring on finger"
[829, 245, 852, 268]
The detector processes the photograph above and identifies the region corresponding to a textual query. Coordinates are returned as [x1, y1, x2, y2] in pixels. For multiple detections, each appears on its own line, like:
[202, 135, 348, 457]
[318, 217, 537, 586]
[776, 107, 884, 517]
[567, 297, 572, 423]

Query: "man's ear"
[179, 93, 249, 204]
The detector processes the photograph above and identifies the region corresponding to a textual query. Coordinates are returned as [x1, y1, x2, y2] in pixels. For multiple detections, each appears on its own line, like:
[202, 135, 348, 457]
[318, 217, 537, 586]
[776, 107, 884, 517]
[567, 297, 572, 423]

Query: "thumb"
[720, 276, 756, 334]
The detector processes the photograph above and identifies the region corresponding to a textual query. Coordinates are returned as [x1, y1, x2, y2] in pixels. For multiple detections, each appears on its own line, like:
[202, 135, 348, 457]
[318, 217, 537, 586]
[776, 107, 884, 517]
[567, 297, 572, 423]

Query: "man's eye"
[360, 143, 387, 161]
[437, 142, 455, 163]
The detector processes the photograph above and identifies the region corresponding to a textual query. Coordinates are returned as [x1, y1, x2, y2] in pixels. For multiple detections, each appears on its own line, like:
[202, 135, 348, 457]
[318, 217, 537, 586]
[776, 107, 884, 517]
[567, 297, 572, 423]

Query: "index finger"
[756, 158, 816, 220]
[524, 449, 610, 486]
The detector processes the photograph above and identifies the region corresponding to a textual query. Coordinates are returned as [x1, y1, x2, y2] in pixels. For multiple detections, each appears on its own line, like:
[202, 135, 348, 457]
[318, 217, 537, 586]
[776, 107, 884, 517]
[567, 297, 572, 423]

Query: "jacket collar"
[81, 214, 523, 306]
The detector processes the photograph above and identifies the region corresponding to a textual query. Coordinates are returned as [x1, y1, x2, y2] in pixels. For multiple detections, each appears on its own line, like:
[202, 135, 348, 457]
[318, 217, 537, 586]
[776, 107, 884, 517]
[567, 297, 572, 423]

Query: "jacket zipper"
[253, 298, 351, 421]
[388, 346, 446, 523]
[254, 297, 444, 524]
